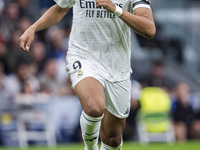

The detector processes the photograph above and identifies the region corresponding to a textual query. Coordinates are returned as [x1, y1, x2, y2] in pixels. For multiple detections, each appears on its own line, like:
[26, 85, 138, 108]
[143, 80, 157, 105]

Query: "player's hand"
[19, 27, 35, 52]
[96, 0, 116, 13]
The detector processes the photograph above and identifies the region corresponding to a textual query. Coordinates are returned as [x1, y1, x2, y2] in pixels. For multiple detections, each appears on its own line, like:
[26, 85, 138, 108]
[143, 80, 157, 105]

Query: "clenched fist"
[96, 0, 116, 13]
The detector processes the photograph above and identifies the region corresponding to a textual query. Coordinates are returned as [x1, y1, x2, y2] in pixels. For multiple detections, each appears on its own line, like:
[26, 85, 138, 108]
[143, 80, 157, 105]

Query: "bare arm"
[96, 0, 156, 39]
[19, 4, 70, 52]
[120, 8, 156, 39]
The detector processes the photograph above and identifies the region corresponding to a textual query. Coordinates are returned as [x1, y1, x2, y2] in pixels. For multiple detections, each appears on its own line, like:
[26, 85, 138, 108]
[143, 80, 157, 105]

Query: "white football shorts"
[66, 56, 131, 119]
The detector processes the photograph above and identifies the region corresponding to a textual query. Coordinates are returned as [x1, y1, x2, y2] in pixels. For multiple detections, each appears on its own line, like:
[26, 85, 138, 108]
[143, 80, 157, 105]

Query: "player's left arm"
[120, 7, 156, 40]
[96, 0, 156, 40]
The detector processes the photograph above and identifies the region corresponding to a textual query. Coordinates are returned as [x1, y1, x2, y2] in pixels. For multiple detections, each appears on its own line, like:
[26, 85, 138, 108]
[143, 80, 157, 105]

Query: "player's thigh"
[67, 57, 106, 117]
[100, 110, 126, 147]
[75, 77, 105, 117]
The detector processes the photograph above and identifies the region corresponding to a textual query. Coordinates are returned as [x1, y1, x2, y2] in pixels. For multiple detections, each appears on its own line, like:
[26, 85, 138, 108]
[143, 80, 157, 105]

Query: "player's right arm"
[19, 4, 70, 52]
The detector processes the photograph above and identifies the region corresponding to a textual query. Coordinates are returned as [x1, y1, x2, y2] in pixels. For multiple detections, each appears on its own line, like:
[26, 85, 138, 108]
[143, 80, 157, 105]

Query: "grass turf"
[0, 141, 200, 150]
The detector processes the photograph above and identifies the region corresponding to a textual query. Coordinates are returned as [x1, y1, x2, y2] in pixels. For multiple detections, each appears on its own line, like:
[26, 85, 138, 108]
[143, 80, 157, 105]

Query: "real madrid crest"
[77, 69, 83, 78]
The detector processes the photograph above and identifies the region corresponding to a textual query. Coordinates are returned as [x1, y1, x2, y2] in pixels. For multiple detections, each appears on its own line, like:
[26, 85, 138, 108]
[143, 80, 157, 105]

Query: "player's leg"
[99, 79, 131, 150]
[100, 110, 125, 150]
[75, 77, 105, 150]
[75, 77, 105, 117]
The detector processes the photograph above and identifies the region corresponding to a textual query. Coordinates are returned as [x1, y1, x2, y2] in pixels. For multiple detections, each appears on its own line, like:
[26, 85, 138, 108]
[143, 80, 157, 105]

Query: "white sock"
[80, 111, 103, 150]
[100, 141, 123, 150]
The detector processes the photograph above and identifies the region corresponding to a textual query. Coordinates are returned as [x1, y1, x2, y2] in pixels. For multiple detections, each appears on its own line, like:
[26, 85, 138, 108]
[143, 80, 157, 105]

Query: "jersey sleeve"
[131, 0, 151, 11]
[54, 0, 76, 8]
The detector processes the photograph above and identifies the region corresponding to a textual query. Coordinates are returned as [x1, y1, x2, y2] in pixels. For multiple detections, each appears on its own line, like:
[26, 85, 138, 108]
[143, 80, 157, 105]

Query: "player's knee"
[104, 136, 121, 147]
[101, 130, 122, 147]
[85, 104, 104, 117]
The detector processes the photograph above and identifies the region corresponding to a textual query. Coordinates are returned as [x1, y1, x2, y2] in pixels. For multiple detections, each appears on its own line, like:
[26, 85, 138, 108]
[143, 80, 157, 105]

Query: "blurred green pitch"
[0, 141, 200, 150]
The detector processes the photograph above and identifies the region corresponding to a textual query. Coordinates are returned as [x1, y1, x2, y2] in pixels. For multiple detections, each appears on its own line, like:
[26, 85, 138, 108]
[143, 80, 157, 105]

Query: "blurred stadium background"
[0, 0, 200, 149]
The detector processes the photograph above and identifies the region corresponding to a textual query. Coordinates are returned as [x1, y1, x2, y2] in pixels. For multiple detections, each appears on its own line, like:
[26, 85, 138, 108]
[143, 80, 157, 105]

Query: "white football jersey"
[54, 0, 151, 82]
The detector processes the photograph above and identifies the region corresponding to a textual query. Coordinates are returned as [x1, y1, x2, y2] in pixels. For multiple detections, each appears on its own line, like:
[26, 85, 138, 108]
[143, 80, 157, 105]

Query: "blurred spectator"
[139, 60, 176, 92]
[0, 0, 4, 14]
[17, 0, 32, 18]
[172, 83, 196, 141]
[0, 31, 4, 44]
[14, 81, 35, 106]
[0, 42, 6, 69]
[18, 17, 33, 32]
[0, 62, 5, 89]
[0, 0, 5, 43]
[14, 76, 47, 105]
[39, 58, 62, 94]
[6, 29, 31, 73]
[26, 63, 40, 92]
[137, 86, 173, 143]
[0, 62, 8, 100]
[46, 27, 67, 60]
[1, 2, 20, 42]
[48, 77, 82, 143]
[5, 63, 28, 98]
[30, 41, 46, 72]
